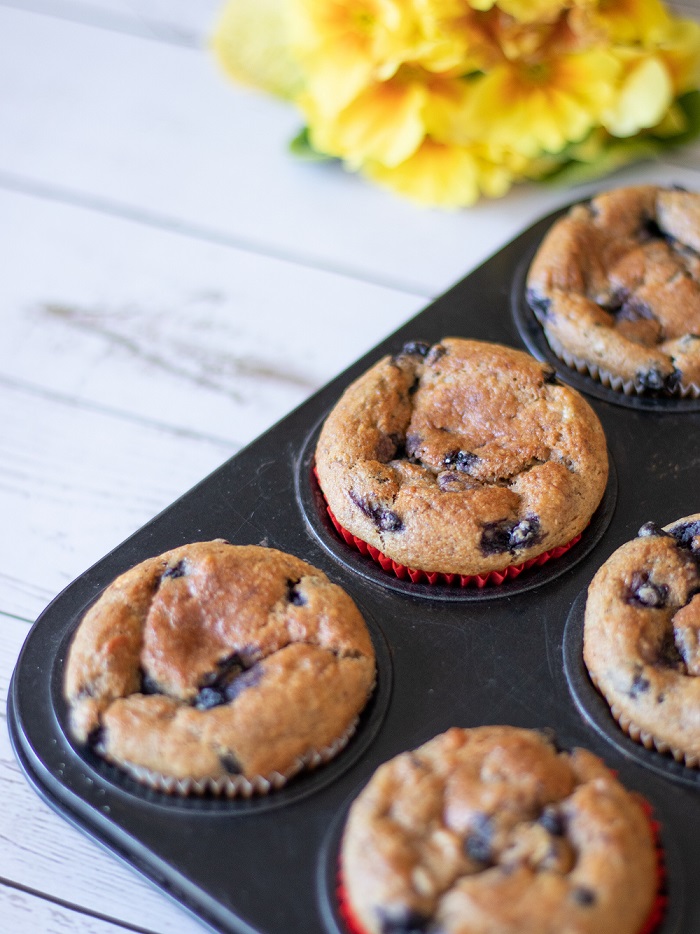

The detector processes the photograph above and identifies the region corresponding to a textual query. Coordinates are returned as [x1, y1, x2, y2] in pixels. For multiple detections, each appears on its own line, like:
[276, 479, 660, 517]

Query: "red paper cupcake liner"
[325, 505, 581, 589]
[336, 799, 666, 934]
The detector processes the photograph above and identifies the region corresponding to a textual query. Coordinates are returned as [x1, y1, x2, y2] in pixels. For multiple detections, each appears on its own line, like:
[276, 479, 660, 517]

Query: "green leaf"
[537, 91, 700, 188]
[288, 127, 336, 162]
[662, 90, 700, 147]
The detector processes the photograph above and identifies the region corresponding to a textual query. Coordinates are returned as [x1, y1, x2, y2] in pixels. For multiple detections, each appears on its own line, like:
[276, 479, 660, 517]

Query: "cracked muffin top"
[315, 338, 608, 577]
[341, 726, 658, 934]
[584, 514, 700, 766]
[63, 541, 376, 791]
[526, 184, 700, 394]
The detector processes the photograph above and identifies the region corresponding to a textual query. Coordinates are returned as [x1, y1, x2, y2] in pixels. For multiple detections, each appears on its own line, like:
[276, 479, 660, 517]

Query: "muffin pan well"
[9, 202, 700, 933]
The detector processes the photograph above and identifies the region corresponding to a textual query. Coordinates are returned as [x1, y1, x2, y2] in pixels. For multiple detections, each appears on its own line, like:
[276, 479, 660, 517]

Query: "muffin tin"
[9, 202, 700, 934]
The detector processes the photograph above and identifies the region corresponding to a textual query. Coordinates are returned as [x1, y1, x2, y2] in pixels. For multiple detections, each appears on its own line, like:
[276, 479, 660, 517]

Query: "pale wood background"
[1, 1, 699, 932]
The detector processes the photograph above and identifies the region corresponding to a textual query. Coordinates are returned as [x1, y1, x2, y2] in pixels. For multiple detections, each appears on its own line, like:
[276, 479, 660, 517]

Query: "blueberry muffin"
[341, 726, 659, 934]
[63, 541, 376, 794]
[526, 184, 700, 394]
[315, 338, 608, 577]
[584, 514, 700, 766]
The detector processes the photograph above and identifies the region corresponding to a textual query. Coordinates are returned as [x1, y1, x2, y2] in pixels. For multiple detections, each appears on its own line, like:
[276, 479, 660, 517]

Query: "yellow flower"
[211, 0, 303, 99]
[469, 0, 587, 26]
[602, 49, 673, 135]
[301, 66, 472, 166]
[577, 0, 672, 45]
[655, 18, 700, 94]
[212, 0, 700, 208]
[361, 138, 525, 206]
[290, 0, 413, 113]
[464, 49, 621, 156]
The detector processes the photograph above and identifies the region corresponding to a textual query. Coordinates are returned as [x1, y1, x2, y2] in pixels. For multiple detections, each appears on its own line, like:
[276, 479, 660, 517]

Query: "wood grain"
[2, 7, 698, 298]
[1, 615, 207, 933]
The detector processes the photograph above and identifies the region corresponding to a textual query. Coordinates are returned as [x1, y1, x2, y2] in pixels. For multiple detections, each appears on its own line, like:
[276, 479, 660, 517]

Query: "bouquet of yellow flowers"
[213, 0, 700, 208]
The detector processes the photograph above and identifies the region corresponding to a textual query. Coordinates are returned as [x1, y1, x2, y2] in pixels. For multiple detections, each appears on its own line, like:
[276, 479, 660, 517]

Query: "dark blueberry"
[543, 367, 559, 385]
[657, 693, 666, 703]
[616, 297, 655, 323]
[425, 343, 446, 365]
[195, 653, 249, 709]
[480, 520, 512, 555]
[140, 671, 162, 695]
[286, 578, 307, 606]
[219, 751, 242, 775]
[635, 367, 679, 393]
[224, 665, 263, 702]
[629, 668, 651, 699]
[481, 516, 541, 555]
[443, 449, 477, 472]
[572, 886, 597, 907]
[87, 724, 105, 751]
[509, 517, 541, 548]
[641, 217, 665, 241]
[201, 654, 245, 688]
[539, 806, 566, 837]
[464, 814, 493, 865]
[162, 560, 186, 579]
[627, 571, 668, 608]
[605, 285, 630, 313]
[376, 433, 405, 463]
[400, 340, 431, 358]
[637, 368, 665, 391]
[669, 519, 700, 554]
[377, 908, 431, 934]
[657, 629, 684, 669]
[349, 491, 376, 521]
[377, 508, 404, 532]
[666, 368, 682, 392]
[405, 433, 422, 459]
[77, 684, 96, 700]
[194, 686, 226, 710]
[526, 288, 552, 320]
[349, 492, 403, 532]
[438, 471, 462, 491]
[638, 521, 672, 539]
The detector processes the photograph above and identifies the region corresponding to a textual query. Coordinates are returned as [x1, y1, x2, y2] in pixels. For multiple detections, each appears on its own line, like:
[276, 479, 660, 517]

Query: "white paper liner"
[545, 332, 700, 399]
[609, 703, 700, 769]
[587, 666, 700, 769]
[102, 714, 362, 798]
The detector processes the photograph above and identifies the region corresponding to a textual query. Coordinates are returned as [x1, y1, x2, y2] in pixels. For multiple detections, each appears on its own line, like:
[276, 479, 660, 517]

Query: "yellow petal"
[603, 56, 673, 136]
[306, 78, 427, 167]
[362, 139, 516, 207]
[466, 51, 620, 156]
[211, 0, 303, 100]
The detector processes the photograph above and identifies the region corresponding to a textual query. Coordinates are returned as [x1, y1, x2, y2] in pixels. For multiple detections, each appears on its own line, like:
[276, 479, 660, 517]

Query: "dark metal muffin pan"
[9, 203, 700, 934]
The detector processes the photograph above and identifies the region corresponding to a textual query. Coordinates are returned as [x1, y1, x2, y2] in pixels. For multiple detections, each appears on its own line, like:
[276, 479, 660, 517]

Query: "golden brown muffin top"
[584, 514, 700, 765]
[342, 726, 657, 934]
[64, 541, 376, 786]
[316, 338, 608, 576]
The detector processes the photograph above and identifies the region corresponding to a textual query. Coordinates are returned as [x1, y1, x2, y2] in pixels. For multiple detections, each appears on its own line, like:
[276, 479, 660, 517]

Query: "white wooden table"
[1, 2, 699, 931]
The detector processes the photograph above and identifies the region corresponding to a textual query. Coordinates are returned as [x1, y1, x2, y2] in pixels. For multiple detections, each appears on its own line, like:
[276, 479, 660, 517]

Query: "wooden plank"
[0, 885, 146, 934]
[1, 7, 699, 298]
[0, 380, 234, 620]
[0, 0, 222, 45]
[0, 188, 423, 447]
[6, 0, 697, 44]
[0, 614, 207, 934]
